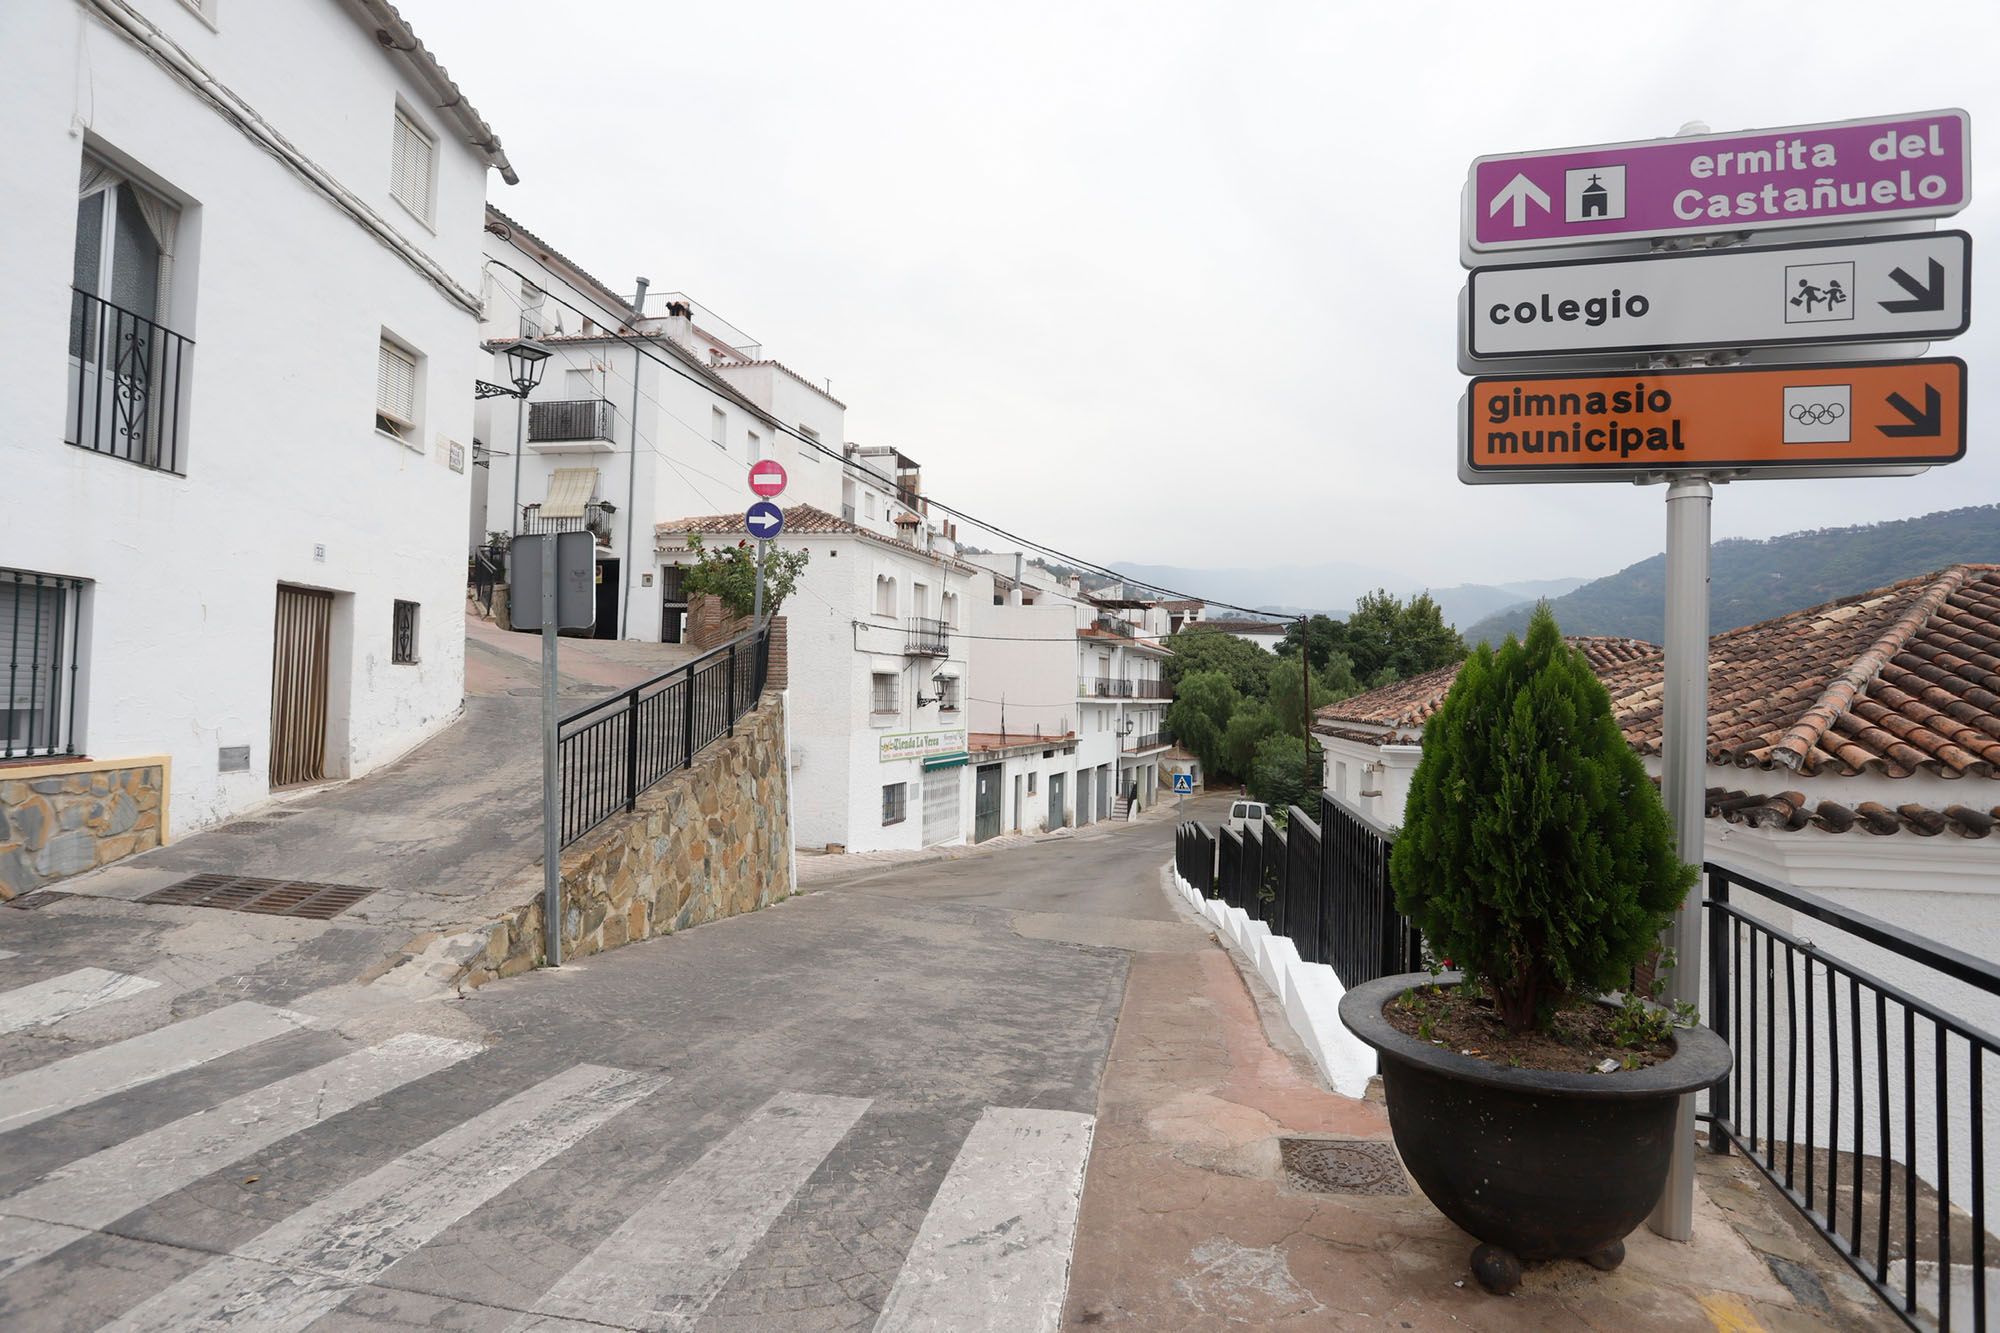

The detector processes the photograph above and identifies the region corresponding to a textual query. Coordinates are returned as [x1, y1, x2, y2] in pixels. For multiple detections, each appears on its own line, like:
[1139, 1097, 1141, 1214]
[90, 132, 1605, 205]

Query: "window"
[710, 408, 726, 451]
[871, 672, 898, 714]
[912, 582, 929, 618]
[375, 337, 421, 445]
[521, 284, 547, 338]
[882, 782, 907, 826]
[1, 569, 86, 760]
[941, 592, 959, 628]
[392, 600, 420, 665]
[937, 676, 960, 712]
[875, 575, 896, 618]
[1027, 771, 1038, 796]
[864, 493, 876, 519]
[389, 107, 436, 223]
[748, 429, 762, 461]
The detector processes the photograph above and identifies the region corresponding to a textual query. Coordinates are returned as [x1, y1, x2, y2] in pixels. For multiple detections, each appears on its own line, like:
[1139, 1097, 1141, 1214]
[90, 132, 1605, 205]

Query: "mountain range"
[1109, 562, 1586, 629]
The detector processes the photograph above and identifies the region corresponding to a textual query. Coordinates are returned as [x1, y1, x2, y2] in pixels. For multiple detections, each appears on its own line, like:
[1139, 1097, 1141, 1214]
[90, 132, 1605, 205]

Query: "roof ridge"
[1768, 565, 1979, 772]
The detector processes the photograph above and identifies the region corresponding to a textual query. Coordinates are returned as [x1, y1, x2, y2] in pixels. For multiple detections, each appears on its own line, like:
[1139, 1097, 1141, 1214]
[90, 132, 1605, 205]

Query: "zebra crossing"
[0, 963, 1098, 1331]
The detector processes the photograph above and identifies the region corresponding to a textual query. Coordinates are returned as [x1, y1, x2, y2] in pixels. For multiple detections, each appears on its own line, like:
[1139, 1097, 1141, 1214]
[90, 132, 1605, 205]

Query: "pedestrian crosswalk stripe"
[873, 1107, 1096, 1333]
[0, 1000, 312, 1136]
[100, 1062, 664, 1333]
[506, 1091, 872, 1331]
[0, 967, 157, 1035]
[0, 1032, 480, 1285]
[0, 950, 15, 960]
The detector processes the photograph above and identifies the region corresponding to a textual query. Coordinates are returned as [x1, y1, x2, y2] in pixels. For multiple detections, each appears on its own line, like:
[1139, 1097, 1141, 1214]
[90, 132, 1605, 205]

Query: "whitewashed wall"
[1, 0, 492, 830]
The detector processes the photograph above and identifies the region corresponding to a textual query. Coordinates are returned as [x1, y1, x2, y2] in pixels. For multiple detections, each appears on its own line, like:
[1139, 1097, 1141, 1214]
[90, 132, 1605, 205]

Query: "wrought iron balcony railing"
[528, 397, 613, 443]
[904, 616, 950, 657]
[67, 288, 192, 475]
[521, 500, 616, 540]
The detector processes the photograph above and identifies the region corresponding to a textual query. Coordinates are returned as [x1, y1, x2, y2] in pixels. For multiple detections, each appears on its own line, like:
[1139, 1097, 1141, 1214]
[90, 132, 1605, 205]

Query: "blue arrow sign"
[745, 501, 784, 539]
[1173, 773, 1194, 794]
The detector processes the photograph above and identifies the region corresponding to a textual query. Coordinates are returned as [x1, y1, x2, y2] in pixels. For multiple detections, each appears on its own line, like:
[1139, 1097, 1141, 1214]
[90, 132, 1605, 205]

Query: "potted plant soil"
[1337, 607, 1731, 1294]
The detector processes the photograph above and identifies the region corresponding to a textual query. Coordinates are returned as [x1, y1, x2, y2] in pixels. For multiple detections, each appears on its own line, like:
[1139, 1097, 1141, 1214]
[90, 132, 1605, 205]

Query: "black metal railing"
[529, 397, 613, 442]
[1134, 679, 1172, 700]
[904, 616, 949, 656]
[1087, 677, 1135, 697]
[1705, 863, 2000, 1331]
[467, 543, 506, 617]
[555, 626, 770, 846]
[1175, 822, 1215, 896]
[68, 287, 191, 475]
[520, 500, 616, 539]
[1125, 731, 1164, 751]
[1202, 794, 1420, 991]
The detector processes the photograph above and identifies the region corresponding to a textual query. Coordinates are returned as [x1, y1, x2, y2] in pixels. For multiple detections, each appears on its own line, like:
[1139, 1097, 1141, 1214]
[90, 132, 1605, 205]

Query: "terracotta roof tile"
[653, 503, 978, 573]
[1316, 637, 1657, 735]
[1706, 786, 1998, 839]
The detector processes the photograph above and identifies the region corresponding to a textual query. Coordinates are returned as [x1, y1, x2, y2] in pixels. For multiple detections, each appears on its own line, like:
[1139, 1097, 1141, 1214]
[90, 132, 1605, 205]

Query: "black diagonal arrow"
[1880, 258, 1948, 314]
[1878, 384, 1942, 437]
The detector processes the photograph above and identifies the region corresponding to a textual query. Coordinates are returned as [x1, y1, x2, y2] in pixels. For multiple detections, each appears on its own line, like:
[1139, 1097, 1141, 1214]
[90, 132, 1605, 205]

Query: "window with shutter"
[376, 338, 418, 441]
[390, 110, 435, 221]
[0, 569, 86, 759]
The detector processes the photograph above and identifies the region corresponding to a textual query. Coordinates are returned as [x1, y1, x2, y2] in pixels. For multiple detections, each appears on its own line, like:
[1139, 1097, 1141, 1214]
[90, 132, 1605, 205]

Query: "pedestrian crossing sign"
[1172, 773, 1194, 794]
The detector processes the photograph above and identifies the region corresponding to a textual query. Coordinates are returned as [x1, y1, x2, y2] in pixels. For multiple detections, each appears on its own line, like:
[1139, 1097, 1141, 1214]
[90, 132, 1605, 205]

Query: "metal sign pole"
[1648, 473, 1712, 1240]
[751, 538, 767, 627]
[541, 533, 563, 967]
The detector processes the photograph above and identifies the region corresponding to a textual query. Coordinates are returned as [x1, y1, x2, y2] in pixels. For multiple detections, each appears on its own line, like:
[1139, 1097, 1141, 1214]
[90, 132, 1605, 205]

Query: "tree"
[1164, 627, 1274, 699]
[1248, 732, 1315, 813]
[680, 534, 810, 618]
[1344, 589, 1467, 682]
[1166, 671, 1237, 776]
[1276, 614, 1345, 672]
[1389, 606, 1694, 1033]
[1264, 656, 1349, 737]
[1220, 706, 1275, 780]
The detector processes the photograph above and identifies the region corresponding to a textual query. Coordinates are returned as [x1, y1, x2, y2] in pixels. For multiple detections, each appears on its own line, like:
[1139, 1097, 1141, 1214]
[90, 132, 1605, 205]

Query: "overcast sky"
[406, 0, 1998, 592]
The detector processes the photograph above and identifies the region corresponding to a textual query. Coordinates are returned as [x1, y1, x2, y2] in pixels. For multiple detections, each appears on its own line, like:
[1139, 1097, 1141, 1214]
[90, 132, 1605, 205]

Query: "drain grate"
[1279, 1138, 1409, 1195]
[210, 822, 276, 836]
[139, 874, 376, 920]
[5, 890, 75, 911]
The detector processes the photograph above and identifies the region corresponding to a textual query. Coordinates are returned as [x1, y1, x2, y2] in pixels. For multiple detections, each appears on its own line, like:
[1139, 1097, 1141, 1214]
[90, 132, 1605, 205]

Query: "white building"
[1, 0, 509, 866]
[474, 208, 846, 641]
[655, 499, 975, 854]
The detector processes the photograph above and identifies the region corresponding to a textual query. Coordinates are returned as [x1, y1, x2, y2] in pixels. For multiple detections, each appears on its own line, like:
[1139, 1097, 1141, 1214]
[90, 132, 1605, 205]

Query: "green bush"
[1388, 606, 1693, 1033]
[1248, 733, 1314, 813]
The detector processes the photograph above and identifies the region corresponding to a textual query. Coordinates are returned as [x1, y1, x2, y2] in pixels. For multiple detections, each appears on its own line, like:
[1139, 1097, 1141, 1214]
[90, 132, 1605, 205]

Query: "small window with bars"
[376, 337, 419, 443]
[882, 782, 907, 826]
[871, 672, 898, 714]
[390, 107, 436, 223]
[1, 569, 86, 760]
[392, 600, 419, 665]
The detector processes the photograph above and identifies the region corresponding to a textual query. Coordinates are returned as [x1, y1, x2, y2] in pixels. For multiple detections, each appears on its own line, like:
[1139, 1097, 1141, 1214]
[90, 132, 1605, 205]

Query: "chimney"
[632, 276, 651, 315]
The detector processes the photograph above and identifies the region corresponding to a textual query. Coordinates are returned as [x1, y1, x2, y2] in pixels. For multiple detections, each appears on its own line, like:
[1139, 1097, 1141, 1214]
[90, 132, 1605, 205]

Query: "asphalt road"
[0, 791, 1233, 1331]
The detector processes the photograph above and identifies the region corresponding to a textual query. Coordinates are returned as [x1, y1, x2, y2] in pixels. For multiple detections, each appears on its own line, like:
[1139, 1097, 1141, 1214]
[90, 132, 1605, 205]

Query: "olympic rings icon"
[1788, 402, 1847, 426]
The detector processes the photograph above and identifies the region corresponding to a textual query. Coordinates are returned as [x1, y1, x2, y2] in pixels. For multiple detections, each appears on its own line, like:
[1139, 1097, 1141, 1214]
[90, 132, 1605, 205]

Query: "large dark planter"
[1340, 972, 1732, 1293]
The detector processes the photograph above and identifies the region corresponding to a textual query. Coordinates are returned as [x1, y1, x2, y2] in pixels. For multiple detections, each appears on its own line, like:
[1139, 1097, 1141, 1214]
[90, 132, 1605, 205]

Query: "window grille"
[376, 338, 418, 440]
[392, 600, 419, 665]
[1, 569, 85, 759]
[390, 109, 435, 221]
[872, 673, 898, 714]
[882, 783, 907, 826]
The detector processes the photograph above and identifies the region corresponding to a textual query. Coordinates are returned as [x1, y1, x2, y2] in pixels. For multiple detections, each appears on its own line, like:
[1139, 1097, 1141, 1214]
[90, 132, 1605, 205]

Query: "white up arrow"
[1488, 173, 1551, 228]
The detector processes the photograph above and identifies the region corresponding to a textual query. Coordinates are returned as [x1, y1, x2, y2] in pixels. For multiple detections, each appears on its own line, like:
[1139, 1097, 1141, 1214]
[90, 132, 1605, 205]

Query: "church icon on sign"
[1565, 165, 1626, 222]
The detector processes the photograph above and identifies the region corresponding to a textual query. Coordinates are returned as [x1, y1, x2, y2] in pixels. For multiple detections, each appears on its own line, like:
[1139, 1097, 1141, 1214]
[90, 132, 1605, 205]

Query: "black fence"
[529, 397, 613, 442]
[1183, 793, 1421, 992]
[68, 287, 191, 475]
[467, 544, 505, 617]
[555, 627, 770, 847]
[1705, 863, 2000, 1331]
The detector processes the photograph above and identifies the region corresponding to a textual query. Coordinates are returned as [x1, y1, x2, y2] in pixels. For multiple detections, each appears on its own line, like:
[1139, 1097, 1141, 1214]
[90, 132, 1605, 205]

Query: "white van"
[1225, 800, 1266, 833]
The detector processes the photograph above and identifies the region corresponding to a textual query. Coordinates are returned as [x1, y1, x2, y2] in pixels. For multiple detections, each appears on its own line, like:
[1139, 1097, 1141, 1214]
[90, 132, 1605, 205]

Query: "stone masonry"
[688, 593, 789, 690]
[0, 762, 165, 899]
[460, 689, 792, 987]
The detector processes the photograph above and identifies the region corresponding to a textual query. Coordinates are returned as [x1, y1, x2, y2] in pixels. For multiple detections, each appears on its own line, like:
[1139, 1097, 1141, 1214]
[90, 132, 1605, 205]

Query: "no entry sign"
[1466, 110, 1970, 253]
[748, 459, 788, 497]
[1462, 358, 1965, 480]
[1467, 231, 1972, 361]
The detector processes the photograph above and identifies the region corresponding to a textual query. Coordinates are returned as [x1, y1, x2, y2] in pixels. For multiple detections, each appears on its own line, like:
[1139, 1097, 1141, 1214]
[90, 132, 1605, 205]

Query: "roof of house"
[1706, 786, 1996, 840]
[1190, 619, 1290, 635]
[1314, 566, 2000, 782]
[654, 503, 977, 573]
[969, 731, 1076, 754]
[484, 205, 636, 322]
[714, 358, 848, 410]
[361, 1, 515, 183]
[1078, 627, 1172, 655]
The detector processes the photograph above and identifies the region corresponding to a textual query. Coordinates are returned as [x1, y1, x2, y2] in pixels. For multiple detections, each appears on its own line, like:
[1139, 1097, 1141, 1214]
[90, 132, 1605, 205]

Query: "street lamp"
[475, 338, 551, 535]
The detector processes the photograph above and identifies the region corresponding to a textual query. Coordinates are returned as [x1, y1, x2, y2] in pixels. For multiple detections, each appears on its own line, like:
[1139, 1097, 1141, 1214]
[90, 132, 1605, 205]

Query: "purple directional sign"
[1467, 110, 1970, 253]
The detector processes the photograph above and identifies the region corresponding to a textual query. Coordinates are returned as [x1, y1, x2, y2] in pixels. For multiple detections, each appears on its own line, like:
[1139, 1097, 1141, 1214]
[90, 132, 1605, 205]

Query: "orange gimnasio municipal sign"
[1462, 358, 1964, 479]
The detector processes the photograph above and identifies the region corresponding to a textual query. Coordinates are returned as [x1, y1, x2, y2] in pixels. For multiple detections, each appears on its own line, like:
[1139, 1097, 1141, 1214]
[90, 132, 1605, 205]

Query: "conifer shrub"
[1388, 606, 1694, 1034]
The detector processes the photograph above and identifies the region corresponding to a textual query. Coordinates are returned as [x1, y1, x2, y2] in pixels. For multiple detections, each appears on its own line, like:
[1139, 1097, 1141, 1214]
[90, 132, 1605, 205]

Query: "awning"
[922, 751, 970, 771]
[542, 467, 598, 519]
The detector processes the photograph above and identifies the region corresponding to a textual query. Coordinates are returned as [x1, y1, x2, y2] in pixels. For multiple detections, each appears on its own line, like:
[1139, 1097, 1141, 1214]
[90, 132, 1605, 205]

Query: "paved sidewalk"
[1061, 874, 1898, 1331]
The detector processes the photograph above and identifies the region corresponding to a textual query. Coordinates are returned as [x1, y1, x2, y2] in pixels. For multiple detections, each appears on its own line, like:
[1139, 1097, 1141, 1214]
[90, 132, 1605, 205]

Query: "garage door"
[923, 768, 962, 846]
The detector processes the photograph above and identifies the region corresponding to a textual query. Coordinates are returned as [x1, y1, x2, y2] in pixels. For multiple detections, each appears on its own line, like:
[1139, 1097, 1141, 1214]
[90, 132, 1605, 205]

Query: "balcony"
[66, 288, 192, 475]
[904, 616, 950, 657]
[1123, 730, 1167, 753]
[521, 500, 616, 543]
[1082, 677, 1173, 700]
[527, 398, 614, 452]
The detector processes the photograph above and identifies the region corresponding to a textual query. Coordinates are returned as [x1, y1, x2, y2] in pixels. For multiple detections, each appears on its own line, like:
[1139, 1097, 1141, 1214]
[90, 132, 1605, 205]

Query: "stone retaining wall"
[460, 689, 792, 986]
[688, 594, 788, 690]
[0, 759, 168, 899]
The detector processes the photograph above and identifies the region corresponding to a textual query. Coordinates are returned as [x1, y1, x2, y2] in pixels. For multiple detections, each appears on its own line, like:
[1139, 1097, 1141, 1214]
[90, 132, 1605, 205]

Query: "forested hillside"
[1467, 506, 2000, 645]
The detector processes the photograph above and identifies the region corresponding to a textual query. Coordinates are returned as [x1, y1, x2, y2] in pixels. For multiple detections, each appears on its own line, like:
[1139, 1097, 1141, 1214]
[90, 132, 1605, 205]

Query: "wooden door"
[269, 585, 332, 786]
